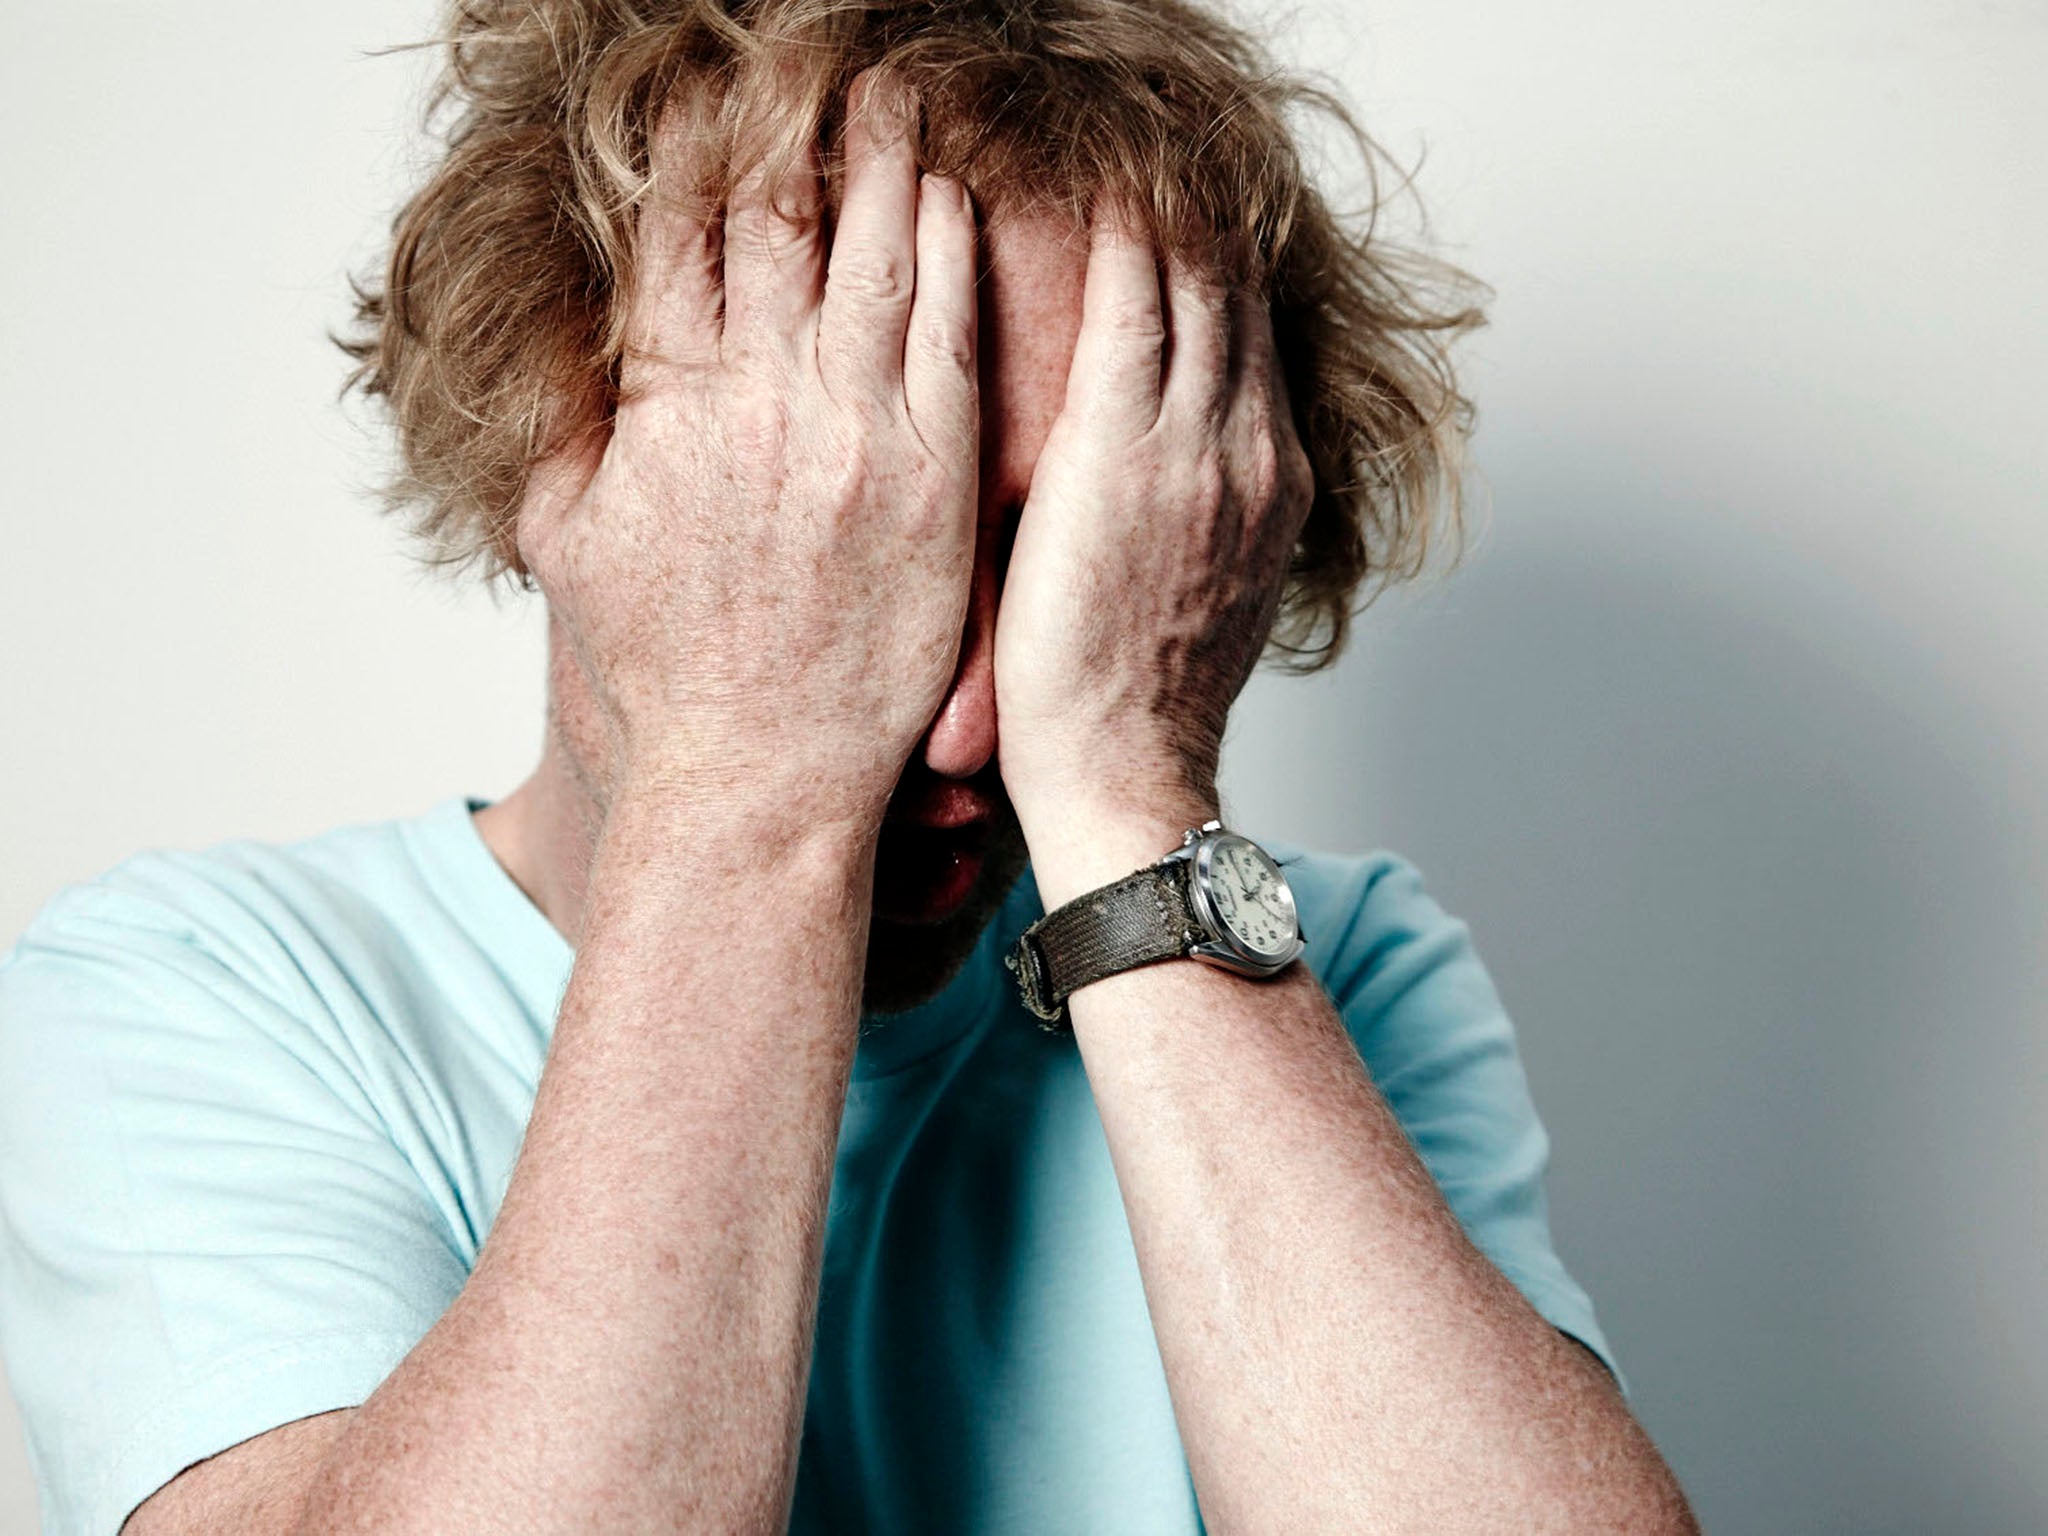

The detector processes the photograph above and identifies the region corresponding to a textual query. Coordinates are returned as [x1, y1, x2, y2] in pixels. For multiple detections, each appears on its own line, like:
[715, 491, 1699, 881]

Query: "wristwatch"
[1004, 819, 1307, 1030]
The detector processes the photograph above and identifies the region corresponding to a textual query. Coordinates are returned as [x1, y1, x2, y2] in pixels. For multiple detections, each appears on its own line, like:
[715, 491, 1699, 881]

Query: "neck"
[470, 616, 608, 946]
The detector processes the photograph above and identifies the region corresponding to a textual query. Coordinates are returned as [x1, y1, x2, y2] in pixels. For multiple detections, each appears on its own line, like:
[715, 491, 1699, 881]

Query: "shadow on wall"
[1228, 497, 2044, 1534]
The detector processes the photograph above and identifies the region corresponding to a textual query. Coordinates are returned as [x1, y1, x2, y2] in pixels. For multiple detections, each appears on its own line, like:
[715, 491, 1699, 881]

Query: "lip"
[882, 781, 998, 831]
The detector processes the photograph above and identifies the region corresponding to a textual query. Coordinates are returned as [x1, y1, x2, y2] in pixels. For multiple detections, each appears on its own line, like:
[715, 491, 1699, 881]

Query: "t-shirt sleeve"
[1293, 847, 1626, 1391]
[0, 877, 471, 1536]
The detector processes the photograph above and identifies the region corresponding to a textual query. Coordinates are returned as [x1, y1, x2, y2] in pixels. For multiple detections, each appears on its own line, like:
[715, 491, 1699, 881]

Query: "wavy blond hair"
[337, 0, 1485, 669]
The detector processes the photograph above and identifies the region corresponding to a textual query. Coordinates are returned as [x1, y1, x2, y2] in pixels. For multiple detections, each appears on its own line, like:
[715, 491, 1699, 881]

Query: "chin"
[860, 818, 1031, 1016]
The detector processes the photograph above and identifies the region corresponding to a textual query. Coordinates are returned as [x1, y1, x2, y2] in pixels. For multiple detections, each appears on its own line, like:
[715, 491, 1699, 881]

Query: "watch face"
[1201, 836, 1299, 959]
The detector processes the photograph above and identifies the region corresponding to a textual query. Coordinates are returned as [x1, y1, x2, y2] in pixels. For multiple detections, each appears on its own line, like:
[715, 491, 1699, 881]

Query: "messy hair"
[337, 0, 1485, 669]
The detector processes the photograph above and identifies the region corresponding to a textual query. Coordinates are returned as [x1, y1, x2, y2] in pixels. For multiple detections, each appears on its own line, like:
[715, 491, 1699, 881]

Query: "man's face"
[860, 206, 1091, 1015]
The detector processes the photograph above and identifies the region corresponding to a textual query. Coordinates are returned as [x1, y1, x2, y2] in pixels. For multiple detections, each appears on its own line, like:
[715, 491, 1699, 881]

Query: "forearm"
[1023, 799, 1696, 1535]
[297, 783, 875, 1535]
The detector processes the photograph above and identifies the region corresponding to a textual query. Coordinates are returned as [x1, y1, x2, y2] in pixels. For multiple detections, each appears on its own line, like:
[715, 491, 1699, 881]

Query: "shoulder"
[0, 803, 472, 1136]
[2, 800, 459, 1014]
[0, 806, 484, 1536]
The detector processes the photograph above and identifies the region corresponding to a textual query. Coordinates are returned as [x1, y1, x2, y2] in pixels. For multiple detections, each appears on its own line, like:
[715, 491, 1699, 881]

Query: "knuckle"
[829, 246, 913, 306]
[907, 416, 975, 487]
[724, 207, 775, 258]
[904, 474, 968, 544]
[1242, 435, 1283, 509]
[917, 440, 971, 497]
[813, 434, 876, 516]
[725, 380, 792, 459]
[729, 212, 813, 273]
[1102, 336, 1167, 389]
[910, 312, 975, 375]
[1103, 297, 1165, 343]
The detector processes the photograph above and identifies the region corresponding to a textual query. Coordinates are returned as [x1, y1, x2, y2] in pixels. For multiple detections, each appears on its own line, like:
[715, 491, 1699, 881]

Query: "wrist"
[598, 772, 882, 888]
[1016, 787, 1223, 911]
[606, 755, 887, 856]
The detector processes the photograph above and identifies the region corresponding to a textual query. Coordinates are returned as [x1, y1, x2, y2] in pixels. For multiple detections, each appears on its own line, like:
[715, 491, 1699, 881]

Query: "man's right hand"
[137, 70, 980, 1536]
[515, 69, 980, 833]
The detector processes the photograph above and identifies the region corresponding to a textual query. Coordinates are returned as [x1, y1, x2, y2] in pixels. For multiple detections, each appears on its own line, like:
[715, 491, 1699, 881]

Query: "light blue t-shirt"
[0, 796, 1616, 1535]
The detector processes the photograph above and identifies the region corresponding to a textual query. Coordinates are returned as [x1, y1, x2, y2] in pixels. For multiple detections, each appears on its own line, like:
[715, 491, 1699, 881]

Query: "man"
[0, 0, 1695, 1531]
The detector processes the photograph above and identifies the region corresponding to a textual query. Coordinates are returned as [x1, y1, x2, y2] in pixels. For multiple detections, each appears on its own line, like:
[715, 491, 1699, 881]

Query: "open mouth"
[873, 819, 990, 924]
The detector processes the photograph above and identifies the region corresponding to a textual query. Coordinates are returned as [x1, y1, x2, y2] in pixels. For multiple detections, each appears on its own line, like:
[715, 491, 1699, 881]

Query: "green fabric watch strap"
[1005, 858, 1199, 1030]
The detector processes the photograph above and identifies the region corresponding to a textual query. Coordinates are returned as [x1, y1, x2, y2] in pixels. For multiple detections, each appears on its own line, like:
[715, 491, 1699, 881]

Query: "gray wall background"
[2, 1, 2042, 1531]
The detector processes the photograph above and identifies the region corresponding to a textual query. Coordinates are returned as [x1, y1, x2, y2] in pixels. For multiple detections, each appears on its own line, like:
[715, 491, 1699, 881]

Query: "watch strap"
[1005, 858, 1199, 1030]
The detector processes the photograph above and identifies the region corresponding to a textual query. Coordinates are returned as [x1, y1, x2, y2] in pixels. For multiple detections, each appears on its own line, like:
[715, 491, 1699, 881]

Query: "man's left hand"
[992, 209, 1316, 838]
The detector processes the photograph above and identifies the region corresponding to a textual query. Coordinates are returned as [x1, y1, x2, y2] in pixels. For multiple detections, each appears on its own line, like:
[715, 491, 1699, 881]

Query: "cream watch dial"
[1205, 837, 1298, 958]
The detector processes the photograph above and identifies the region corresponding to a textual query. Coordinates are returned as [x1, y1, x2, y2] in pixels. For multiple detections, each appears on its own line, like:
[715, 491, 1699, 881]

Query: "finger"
[625, 79, 723, 374]
[902, 173, 978, 461]
[722, 109, 826, 354]
[1160, 248, 1231, 425]
[819, 67, 920, 401]
[1226, 280, 1286, 431]
[1062, 202, 1165, 434]
[1229, 283, 1315, 527]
